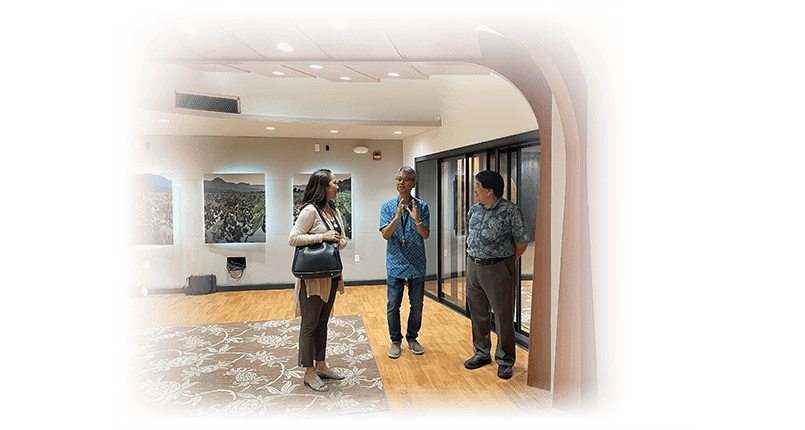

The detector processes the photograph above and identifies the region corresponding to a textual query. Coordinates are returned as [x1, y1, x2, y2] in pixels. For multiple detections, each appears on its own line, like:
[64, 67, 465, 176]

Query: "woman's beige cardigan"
[288, 204, 348, 318]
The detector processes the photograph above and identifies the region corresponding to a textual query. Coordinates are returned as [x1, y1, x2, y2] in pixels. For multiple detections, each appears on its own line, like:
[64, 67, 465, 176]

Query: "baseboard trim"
[344, 279, 386, 287]
[146, 288, 186, 295]
[144, 279, 388, 295]
[216, 283, 294, 292]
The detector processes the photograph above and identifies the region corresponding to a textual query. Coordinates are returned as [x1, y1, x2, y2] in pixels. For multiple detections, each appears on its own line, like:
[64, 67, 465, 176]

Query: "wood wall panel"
[408, 62, 491, 76]
[148, 36, 201, 61]
[229, 62, 315, 79]
[155, 13, 260, 59]
[287, 12, 400, 60]
[386, 21, 481, 59]
[343, 63, 429, 80]
[282, 63, 379, 83]
[204, 11, 327, 59]
[176, 63, 248, 73]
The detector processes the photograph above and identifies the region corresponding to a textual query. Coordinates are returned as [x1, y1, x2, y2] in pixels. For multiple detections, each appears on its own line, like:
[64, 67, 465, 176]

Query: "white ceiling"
[133, 107, 445, 140]
[124, 11, 502, 140]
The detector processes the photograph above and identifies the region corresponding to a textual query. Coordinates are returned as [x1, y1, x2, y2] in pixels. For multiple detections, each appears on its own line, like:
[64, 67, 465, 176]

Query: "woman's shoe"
[316, 368, 345, 380]
[303, 374, 329, 392]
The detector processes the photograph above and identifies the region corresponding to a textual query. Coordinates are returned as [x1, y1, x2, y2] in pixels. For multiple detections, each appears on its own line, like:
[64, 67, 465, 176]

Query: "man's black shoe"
[497, 364, 513, 379]
[464, 355, 492, 369]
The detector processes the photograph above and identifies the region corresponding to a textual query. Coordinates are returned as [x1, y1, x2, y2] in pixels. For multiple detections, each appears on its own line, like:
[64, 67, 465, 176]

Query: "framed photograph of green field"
[204, 174, 266, 243]
[292, 173, 352, 240]
[131, 173, 173, 245]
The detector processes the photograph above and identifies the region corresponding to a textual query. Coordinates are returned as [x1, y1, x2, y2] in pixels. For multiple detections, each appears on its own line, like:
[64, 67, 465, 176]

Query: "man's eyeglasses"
[395, 177, 414, 183]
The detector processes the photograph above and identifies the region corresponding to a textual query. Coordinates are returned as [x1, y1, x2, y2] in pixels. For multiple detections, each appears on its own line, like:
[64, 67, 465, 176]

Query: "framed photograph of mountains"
[292, 173, 352, 240]
[204, 174, 266, 243]
[131, 173, 174, 245]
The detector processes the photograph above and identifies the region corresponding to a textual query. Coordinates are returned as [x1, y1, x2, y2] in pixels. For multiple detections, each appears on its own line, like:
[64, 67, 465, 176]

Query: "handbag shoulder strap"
[312, 205, 332, 230]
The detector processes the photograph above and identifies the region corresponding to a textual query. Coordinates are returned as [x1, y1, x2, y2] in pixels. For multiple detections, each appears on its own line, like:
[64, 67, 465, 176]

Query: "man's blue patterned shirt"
[466, 198, 530, 259]
[380, 197, 430, 278]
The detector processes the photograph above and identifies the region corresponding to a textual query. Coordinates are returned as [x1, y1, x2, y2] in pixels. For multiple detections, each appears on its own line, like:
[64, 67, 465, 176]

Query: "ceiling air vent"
[175, 91, 240, 114]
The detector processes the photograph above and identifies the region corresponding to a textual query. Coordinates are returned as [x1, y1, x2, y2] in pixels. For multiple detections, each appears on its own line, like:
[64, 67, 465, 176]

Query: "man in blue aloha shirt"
[463, 170, 531, 379]
[379, 166, 430, 359]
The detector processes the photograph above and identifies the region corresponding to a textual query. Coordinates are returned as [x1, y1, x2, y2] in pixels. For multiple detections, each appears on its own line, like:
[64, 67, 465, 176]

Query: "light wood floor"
[128, 284, 559, 416]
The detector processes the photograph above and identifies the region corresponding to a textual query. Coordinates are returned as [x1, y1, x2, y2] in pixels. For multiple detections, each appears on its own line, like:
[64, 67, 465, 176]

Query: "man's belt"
[466, 254, 510, 266]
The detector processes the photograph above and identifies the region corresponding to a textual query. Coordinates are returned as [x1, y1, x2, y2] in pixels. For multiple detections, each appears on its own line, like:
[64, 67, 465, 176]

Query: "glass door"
[415, 159, 439, 298]
[517, 146, 540, 334]
[440, 155, 468, 310]
[494, 146, 540, 335]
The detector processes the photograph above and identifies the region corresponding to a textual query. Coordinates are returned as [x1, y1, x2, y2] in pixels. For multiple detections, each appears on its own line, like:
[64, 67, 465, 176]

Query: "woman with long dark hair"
[288, 169, 348, 392]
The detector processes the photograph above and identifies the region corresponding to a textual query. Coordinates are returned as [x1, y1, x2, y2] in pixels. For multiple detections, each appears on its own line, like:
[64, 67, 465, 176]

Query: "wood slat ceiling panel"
[410, 62, 492, 76]
[291, 18, 401, 60]
[343, 63, 428, 80]
[210, 15, 330, 60]
[383, 20, 483, 59]
[281, 63, 379, 83]
[165, 18, 263, 60]
[148, 36, 203, 60]
[229, 63, 317, 79]
[179, 64, 251, 73]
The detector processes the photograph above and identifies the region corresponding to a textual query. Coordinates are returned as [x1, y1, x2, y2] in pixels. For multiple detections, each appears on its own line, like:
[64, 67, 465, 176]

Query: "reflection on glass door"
[440, 156, 467, 309]
[416, 159, 439, 298]
[518, 146, 540, 334]
[469, 152, 486, 208]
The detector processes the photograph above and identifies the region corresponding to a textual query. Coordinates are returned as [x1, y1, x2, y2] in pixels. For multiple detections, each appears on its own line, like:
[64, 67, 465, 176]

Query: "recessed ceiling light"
[273, 71, 285, 76]
[179, 24, 196, 34]
[276, 42, 293, 52]
[309, 65, 323, 69]
[330, 130, 339, 133]
[387, 72, 400, 77]
[159, 119, 170, 123]
[138, 126, 148, 131]
[339, 77, 351, 81]
[266, 127, 275, 130]
[330, 19, 348, 30]
[394, 131, 402, 134]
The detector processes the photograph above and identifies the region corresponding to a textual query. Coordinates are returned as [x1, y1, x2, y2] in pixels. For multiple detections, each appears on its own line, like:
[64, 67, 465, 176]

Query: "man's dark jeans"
[386, 276, 425, 343]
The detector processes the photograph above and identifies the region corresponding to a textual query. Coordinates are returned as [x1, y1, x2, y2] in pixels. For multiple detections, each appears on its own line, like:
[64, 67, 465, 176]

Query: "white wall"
[403, 74, 539, 163]
[128, 135, 405, 290]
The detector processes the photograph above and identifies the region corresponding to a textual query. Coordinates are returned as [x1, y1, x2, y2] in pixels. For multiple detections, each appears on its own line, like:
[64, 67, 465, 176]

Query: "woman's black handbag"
[291, 207, 343, 279]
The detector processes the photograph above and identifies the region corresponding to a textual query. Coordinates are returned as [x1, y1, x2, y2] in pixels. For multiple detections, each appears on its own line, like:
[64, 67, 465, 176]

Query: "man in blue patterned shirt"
[379, 166, 430, 359]
[463, 170, 531, 379]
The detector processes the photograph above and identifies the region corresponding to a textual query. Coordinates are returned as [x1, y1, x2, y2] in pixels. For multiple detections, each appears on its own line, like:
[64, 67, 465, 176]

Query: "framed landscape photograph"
[131, 173, 173, 246]
[293, 173, 352, 240]
[204, 174, 266, 243]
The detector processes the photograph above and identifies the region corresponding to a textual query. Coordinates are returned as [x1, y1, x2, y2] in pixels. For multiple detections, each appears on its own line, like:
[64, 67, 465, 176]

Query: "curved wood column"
[481, 12, 598, 413]
[475, 31, 553, 391]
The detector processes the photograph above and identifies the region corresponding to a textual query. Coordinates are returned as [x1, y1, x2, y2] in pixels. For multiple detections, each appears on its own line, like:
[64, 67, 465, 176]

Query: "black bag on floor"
[185, 274, 216, 295]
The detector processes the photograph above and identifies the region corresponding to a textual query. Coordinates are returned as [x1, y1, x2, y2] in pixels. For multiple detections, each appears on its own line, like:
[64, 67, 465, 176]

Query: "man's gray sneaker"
[388, 342, 401, 359]
[407, 339, 425, 355]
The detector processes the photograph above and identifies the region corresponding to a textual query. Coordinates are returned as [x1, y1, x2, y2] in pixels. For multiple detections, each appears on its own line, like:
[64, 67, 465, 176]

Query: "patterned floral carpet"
[129, 315, 389, 418]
